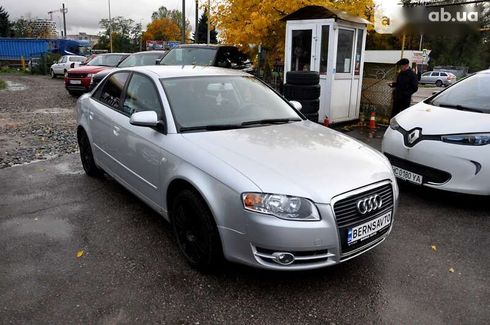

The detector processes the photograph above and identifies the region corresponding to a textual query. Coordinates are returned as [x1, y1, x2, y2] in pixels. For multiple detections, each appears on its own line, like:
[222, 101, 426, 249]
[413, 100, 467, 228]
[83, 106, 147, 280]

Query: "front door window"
[291, 30, 312, 71]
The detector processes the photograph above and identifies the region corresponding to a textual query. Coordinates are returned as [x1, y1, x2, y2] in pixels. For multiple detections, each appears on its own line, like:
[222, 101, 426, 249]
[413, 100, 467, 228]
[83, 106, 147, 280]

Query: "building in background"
[67, 32, 99, 46]
[30, 19, 58, 38]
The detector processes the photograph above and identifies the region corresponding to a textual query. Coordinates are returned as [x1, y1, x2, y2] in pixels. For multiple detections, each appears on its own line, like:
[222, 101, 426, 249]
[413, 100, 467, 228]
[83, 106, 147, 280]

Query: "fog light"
[272, 252, 295, 265]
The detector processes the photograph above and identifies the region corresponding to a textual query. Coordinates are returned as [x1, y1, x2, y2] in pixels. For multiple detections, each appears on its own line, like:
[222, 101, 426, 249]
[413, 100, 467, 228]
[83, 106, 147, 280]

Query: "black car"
[159, 44, 253, 73]
[90, 50, 167, 90]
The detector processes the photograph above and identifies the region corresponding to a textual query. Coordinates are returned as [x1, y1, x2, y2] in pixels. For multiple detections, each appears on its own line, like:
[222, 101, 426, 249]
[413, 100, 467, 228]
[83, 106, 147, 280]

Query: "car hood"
[181, 121, 393, 203]
[68, 66, 110, 74]
[397, 101, 490, 134]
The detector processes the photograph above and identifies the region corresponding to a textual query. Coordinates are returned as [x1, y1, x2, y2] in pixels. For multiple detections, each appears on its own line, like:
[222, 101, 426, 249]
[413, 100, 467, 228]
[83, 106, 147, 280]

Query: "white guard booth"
[282, 6, 370, 123]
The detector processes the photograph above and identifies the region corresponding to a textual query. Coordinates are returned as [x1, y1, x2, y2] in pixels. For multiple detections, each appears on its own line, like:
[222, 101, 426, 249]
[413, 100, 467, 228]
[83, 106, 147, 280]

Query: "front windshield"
[118, 52, 165, 68]
[87, 54, 126, 67]
[161, 76, 302, 130]
[160, 48, 217, 66]
[430, 73, 490, 113]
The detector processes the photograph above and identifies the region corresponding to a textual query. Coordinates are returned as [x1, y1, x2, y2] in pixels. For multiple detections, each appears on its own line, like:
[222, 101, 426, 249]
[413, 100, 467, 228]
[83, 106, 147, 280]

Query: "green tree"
[193, 10, 217, 44]
[11, 18, 32, 37]
[94, 17, 142, 52]
[0, 6, 10, 37]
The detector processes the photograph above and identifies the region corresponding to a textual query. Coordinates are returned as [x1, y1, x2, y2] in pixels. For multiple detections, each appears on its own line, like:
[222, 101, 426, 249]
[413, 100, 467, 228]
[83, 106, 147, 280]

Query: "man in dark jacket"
[390, 58, 418, 118]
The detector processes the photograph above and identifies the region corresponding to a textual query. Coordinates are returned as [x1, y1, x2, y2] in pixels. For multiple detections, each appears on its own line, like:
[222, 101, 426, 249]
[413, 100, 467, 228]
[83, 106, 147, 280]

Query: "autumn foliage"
[212, 0, 374, 60]
[142, 18, 181, 43]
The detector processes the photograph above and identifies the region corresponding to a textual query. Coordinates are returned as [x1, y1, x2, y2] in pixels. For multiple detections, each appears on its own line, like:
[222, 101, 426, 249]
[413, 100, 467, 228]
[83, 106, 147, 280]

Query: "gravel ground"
[0, 74, 78, 168]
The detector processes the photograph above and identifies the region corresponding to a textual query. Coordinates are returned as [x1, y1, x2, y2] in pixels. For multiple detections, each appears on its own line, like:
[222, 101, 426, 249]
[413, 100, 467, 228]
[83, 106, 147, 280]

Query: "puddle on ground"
[5, 80, 27, 91]
[1, 215, 74, 240]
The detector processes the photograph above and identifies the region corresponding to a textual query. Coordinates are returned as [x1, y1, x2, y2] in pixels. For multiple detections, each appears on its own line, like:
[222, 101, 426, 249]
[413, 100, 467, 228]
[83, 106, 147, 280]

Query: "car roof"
[121, 65, 250, 79]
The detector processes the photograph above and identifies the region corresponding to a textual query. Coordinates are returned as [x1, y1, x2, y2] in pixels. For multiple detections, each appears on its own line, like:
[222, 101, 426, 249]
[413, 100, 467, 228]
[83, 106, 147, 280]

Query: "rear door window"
[96, 72, 130, 112]
[431, 72, 440, 77]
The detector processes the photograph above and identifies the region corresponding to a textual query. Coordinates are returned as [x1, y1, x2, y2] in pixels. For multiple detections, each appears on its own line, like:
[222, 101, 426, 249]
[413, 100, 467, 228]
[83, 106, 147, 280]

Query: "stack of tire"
[283, 71, 320, 122]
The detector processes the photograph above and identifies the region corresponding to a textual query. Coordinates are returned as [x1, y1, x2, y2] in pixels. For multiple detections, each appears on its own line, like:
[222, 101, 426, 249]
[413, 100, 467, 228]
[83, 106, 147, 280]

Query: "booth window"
[291, 30, 312, 71]
[320, 26, 330, 75]
[354, 29, 364, 75]
[336, 29, 354, 74]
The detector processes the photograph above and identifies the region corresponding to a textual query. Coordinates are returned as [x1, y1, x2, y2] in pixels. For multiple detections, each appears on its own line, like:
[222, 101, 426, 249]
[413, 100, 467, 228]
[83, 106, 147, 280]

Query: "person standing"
[389, 58, 418, 118]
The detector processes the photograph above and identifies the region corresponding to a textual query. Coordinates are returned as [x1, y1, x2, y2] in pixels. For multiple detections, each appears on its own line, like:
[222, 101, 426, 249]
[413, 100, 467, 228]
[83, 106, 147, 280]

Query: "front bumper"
[219, 180, 397, 270]
[65, 77, 91, 92]
[382, 127, 490, 195]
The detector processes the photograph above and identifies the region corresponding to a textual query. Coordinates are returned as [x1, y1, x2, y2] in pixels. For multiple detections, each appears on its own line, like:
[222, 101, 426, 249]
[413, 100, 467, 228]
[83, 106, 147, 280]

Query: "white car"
[50, 55, 86, 78]
[382, 70, 490, 195]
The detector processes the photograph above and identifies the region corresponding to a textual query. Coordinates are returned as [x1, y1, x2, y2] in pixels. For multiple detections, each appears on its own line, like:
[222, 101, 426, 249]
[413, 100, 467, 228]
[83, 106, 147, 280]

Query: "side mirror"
[130, 111, 160, 127]
[290, 100, 302, 111]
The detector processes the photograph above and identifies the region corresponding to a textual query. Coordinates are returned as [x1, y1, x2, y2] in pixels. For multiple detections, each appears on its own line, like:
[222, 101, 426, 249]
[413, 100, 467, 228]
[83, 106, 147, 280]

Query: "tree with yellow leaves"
[142, 18, 181, 44]
[212, 0, 373, 61]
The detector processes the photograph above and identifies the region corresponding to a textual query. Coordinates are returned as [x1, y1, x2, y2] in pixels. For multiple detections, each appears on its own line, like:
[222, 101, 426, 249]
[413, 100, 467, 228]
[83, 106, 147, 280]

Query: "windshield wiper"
[241, 118, 302, 126]
[436, 103, 483, 113]
[179, 124, 244, 132]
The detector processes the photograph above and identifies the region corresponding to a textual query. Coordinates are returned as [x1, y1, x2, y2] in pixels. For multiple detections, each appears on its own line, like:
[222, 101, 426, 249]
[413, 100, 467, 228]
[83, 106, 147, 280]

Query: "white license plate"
[70, 80, 82, 84]
[392, 165, 423, 185]
[347, 211, 392, 245]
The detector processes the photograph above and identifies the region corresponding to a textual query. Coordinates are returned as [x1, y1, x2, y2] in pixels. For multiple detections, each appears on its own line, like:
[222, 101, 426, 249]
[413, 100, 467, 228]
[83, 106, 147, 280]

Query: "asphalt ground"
[0, 76, 489, 324]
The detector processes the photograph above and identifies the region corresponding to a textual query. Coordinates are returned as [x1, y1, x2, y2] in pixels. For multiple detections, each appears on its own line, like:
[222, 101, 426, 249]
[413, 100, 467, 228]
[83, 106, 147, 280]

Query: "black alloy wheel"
[78, 131, 103, 177]
[172, 190, 222, 272]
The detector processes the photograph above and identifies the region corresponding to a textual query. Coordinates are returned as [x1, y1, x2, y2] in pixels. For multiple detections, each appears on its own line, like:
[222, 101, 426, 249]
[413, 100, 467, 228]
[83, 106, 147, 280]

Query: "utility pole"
[195, 0, 198, 43]
[182, 0, 186, 44]
[207, 0, 210, 44]
[61, 3, 67, 39]
[108, 0, 113, 52]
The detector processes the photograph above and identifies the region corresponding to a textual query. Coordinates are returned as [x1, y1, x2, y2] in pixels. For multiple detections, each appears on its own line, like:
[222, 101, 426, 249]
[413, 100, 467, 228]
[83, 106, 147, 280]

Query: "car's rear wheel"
[50, 69, 56, 78]
[436, 80, 443, 87]
[77, 130, 103, 177]
[171, 189, 223, 272]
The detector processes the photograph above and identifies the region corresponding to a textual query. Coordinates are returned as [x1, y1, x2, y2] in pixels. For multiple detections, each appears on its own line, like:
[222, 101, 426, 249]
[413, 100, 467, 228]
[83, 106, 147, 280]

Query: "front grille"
[334, 184, 393, 228]
[334, 183, 394, 255]
[67, 73, 87, 78]
[385, 153, 451, 184]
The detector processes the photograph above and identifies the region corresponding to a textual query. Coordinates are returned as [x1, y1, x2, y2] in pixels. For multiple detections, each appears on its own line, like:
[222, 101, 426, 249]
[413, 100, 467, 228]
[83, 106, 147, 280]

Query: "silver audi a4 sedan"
[76, 66, 398, 271]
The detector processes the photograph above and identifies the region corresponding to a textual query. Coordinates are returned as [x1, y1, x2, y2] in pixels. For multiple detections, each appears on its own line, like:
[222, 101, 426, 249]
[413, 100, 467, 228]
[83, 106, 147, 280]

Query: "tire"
[298, 99, 319, 114]
[435, 80, 443, 87]
[171, 189, 223, 272]
[77, 130, 103, 177]
[286, 71, 320, 85]
[50, 69, 56, 78]
[68, 90, 80, 97]
[303, 112, 319, 123]
[283, 84, 321, 100]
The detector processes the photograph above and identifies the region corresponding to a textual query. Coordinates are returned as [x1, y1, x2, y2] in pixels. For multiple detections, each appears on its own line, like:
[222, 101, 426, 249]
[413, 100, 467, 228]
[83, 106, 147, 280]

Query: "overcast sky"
[2, 0, 200, 36]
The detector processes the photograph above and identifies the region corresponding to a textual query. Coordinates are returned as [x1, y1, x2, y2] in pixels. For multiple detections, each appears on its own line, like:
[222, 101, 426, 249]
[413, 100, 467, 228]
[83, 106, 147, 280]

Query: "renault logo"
[357, 195, 383, 215]
[408, 129, 421, 144]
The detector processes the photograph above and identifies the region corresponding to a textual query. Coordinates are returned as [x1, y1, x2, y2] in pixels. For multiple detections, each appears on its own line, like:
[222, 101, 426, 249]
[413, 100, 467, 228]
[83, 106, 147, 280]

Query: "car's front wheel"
[50, 69, 56, 78]
[171, 189, 223, 272]
[77, 130, 103, 177]
[436, 80, 443, 87]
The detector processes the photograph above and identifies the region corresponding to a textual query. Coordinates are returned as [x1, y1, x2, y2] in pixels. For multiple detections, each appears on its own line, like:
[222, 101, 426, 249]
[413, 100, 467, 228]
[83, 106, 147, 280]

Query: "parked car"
[419, 71, 456, 87]
[383, 70, 490, 195]
[76, 66, 398, 271]
[90, 50, 167, 90]
[65, 53, 129, 96]
[159, 44, 253, 73]
[50, 55, 87, 78]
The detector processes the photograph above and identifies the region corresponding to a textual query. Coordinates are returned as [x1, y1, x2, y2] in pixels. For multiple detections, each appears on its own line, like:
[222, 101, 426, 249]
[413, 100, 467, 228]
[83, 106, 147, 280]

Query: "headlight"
[242, 193, 320, 221]
[87, 74, 94, 78]
[389, 117, 400, 130]
[441, 133, 490, 146]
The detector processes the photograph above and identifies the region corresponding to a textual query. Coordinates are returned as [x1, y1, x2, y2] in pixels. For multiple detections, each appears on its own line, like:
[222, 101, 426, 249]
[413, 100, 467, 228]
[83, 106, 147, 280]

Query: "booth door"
[285, 23, 319, 73]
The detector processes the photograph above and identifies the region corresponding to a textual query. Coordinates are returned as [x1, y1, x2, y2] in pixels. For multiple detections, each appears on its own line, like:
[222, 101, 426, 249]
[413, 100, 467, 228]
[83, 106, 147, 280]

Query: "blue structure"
[0, 38, 91, 61]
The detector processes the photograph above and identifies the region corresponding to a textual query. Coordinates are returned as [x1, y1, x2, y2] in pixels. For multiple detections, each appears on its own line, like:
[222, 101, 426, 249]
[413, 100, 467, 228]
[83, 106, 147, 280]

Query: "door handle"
[89, 111, 94, 120]
[113, 126, 120, 136]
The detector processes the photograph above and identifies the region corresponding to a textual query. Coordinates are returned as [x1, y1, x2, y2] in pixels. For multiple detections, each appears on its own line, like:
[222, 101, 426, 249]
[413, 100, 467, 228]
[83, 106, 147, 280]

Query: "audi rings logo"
[357, 195, 383, 215]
